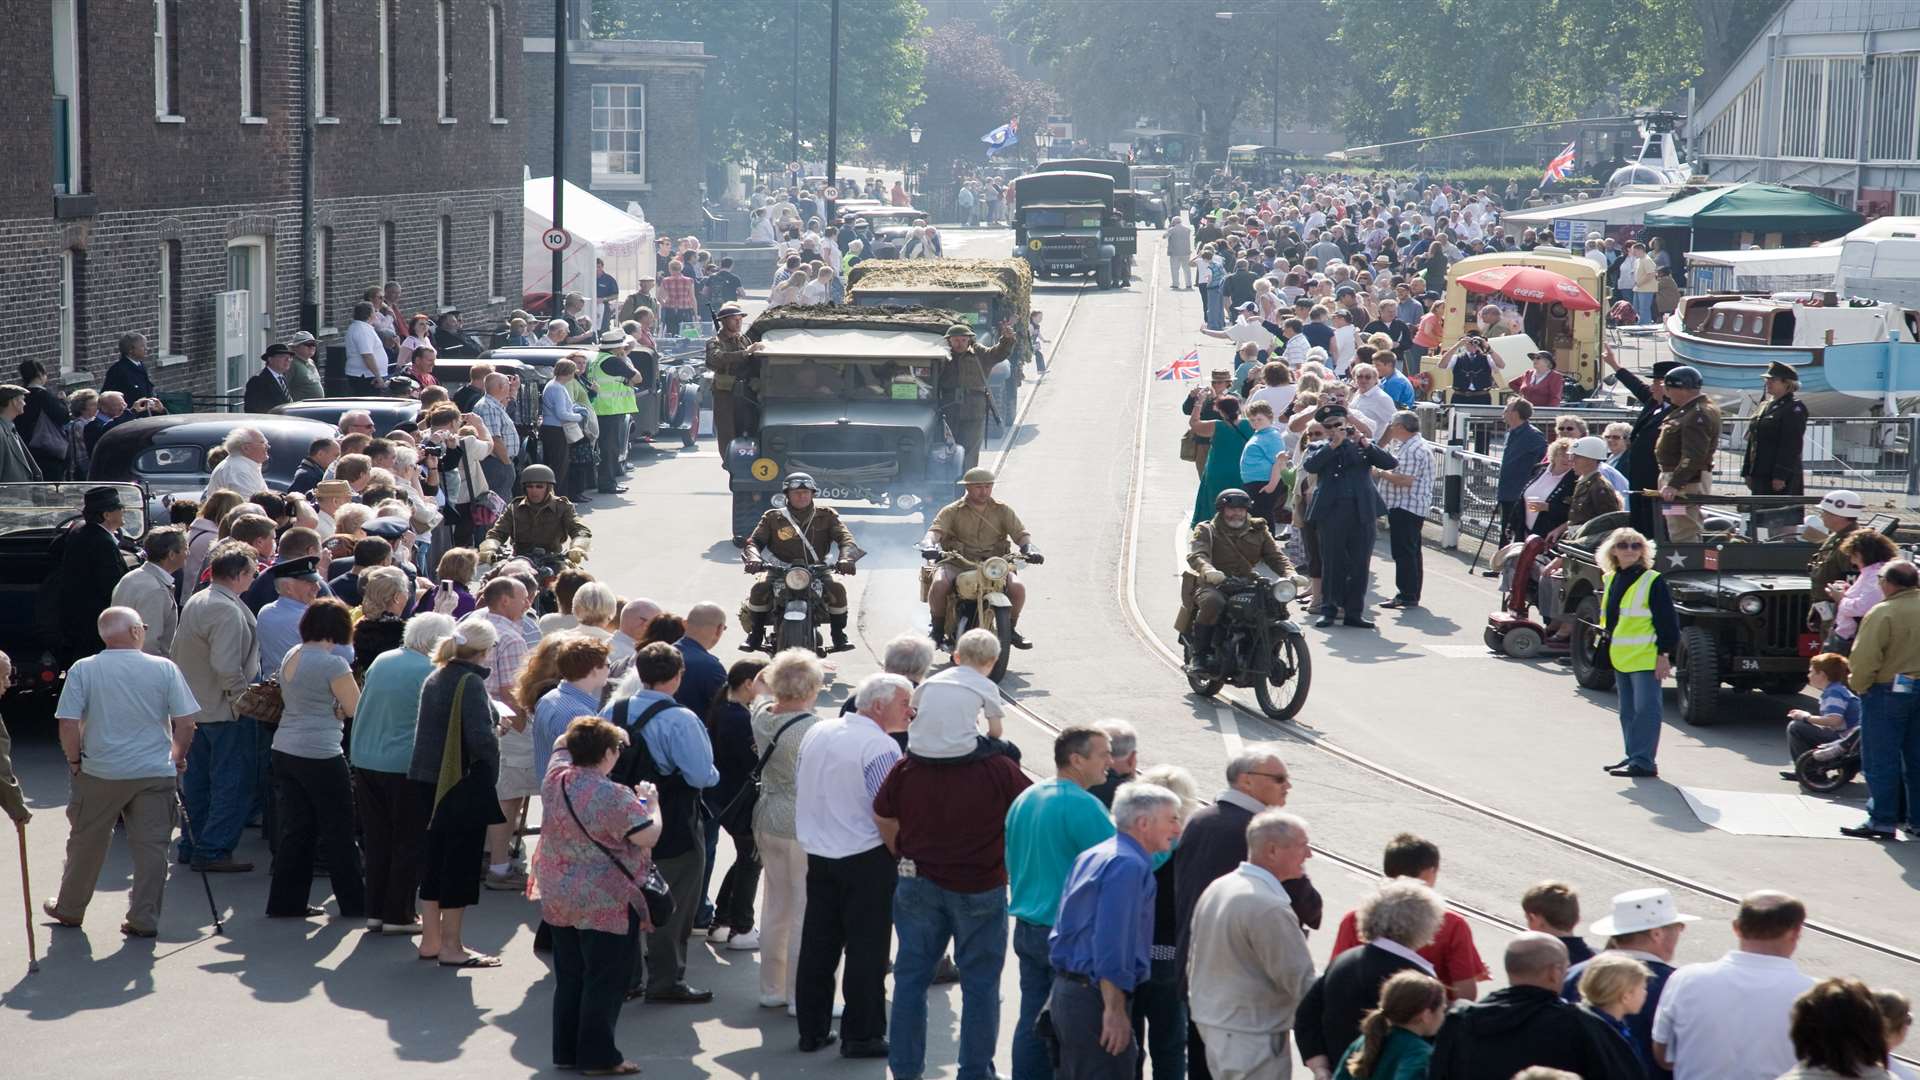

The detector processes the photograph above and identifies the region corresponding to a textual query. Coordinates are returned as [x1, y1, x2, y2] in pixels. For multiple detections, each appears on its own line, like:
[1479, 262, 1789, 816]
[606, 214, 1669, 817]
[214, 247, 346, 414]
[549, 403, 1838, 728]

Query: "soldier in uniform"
[1601, 348, 1674, 536]
[480, 464, 592, 565]
[740, 473, 862, 652]
[922, 467, 1043, 647]
[1741, 359, 1809, 495]
[706, 302, 763, 462]
[1653, 365, 1721, 544]
[1179, 488, 1294, 671]
[939, 321, 1016, 469]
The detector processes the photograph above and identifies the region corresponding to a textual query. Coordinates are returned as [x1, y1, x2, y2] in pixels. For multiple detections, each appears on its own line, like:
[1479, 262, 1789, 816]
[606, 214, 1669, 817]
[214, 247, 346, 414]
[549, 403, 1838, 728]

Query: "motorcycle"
[746, 554, 844, 656]
[1793, 726, 1861, 793]
[921, 548, 1037, 682]
[1178, 574, 1313, 721]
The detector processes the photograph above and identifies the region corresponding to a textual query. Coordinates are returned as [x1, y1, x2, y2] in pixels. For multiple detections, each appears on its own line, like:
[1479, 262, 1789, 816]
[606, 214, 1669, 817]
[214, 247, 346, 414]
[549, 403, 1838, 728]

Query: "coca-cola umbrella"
[1455, 265, 1602, 312]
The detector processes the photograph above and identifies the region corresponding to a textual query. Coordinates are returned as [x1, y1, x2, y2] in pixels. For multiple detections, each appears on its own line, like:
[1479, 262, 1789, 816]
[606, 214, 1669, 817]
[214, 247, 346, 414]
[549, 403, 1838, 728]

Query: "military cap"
[1314, 404, 1349, 424]
[267, 555, 324, 585]
[1764, 360, 1798, 382]
[944, 323, 976, 338]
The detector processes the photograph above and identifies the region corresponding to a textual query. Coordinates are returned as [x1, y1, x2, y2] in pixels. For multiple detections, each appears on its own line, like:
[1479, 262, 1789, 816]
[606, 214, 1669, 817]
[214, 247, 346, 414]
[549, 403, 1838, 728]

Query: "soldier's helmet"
[1215, 489, 1253, 510]
[1662, 365, 1703, 390]
[782, 473, 818, 492]
[958, 467, 997, 485]
[519, 464, 557, 486]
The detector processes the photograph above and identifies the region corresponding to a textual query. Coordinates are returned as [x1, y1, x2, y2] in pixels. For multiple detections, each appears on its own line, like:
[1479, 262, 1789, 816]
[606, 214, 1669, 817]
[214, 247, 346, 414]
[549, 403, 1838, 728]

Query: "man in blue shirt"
[1047, 781, 1184, 1078]
[1496, 398, 1549, 547]
[602, 642, 721, 1003]
[1372, 347, 1417, 408]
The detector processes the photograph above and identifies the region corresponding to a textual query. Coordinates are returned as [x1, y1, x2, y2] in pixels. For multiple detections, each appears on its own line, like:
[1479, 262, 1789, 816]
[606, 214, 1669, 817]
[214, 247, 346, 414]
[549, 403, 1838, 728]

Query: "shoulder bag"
[715, 714, 807, 835]
[559, 774, 674, 928]
[235, 677, 284, 727]
[27, 401, 69, 459]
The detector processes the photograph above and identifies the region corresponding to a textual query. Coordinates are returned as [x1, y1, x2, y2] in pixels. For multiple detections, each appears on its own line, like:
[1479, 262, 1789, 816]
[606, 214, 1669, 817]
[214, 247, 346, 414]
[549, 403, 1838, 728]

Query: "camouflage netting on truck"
[846, 258, 1033, 315]
[746, 304, 969, 340]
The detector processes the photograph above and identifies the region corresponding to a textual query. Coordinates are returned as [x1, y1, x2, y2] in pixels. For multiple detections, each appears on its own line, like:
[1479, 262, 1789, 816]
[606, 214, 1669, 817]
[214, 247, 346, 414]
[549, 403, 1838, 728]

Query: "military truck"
[1011, 170, 1124, 289]
[1555, 496, 1877, 727]
[727, 305, 967, 537]
[1035, 158, 1138, 272]
[847, 259, 1036, 432]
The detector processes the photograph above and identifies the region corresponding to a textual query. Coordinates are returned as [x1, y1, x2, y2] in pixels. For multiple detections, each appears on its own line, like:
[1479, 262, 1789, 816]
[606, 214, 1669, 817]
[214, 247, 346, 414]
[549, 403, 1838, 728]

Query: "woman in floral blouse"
[532, 717, 660, 1076]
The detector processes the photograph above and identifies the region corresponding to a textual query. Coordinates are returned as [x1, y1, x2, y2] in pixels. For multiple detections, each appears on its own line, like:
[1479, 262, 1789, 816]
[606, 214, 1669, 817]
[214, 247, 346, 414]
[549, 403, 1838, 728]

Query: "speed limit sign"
[540, 227, 571, 252]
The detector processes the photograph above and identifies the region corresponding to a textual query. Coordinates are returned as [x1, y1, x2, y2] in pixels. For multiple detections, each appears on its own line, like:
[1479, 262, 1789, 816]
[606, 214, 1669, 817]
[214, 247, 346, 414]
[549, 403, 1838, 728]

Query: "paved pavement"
[4, 228, 1917, 1077]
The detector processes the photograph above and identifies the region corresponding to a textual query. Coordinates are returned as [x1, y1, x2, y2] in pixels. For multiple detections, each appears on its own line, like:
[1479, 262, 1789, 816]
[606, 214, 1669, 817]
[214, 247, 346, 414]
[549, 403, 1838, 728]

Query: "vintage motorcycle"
[1179, 574, 1313, 720]
[744, 553, 845, 656]
[920, 547, 1040, 682]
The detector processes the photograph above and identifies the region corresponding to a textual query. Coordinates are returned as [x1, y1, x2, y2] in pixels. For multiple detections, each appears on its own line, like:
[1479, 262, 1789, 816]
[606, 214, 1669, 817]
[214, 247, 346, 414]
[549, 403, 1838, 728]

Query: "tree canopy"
[595, 0, 928, 164]
[912, 24, 1055, 169]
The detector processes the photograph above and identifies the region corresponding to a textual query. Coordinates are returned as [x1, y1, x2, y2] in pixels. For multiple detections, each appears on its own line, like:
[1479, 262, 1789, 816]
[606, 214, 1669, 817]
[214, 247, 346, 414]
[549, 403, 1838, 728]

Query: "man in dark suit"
[242, 344, 295, 414]
[44, 487, 131, 660]
[431, 308, 486, 359]
[1602, 349, 1674, 536]
[1494, 397, 1550, 548]
[1302, 405, 1397, 628]
[102, 332, 157, 403]
[1174, 744, 1322, 1080]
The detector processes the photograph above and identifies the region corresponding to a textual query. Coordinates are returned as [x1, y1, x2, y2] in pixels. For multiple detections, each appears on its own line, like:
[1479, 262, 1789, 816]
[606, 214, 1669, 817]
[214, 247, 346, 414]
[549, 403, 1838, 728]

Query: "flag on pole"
[1542, 140, 1577, 186]
[982, 119, 1019, 158]
[1155, 349, 1201, 381]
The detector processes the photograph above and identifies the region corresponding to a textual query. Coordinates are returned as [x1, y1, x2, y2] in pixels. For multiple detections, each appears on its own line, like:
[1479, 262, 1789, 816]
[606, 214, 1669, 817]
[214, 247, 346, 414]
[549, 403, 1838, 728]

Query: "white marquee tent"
[523, 176, 654, 330]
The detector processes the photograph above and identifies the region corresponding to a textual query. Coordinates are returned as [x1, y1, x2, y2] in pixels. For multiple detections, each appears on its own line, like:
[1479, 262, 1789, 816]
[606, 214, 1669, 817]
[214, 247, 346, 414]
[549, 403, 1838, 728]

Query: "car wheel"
[1676, 626, 1721, 726]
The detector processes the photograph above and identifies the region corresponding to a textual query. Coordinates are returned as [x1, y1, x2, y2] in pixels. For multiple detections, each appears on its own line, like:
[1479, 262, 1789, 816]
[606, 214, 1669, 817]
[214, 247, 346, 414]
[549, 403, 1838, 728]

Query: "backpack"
[608, 697, 699, 858]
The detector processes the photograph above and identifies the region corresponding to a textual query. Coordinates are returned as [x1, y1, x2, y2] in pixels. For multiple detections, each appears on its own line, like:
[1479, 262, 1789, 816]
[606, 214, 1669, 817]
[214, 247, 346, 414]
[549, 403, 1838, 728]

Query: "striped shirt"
[792, 712, 902, 859]
[1377, 432, 1435, 515]
[473, 393, 521, 461]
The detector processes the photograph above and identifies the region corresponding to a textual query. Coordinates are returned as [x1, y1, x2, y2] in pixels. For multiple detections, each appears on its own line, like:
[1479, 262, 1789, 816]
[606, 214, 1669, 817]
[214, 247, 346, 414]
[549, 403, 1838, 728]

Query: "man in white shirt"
[1584, 237, 1610, 275]
[791, 674, 909, 1056]
[111, 527, 188, 655]
[1347, 364, 1398, 439]
[1651, 890, 1815, 1080]
[203, 426, 271, 498]
[343, 301, 389, 394]
[1202, 304, 1277, 354]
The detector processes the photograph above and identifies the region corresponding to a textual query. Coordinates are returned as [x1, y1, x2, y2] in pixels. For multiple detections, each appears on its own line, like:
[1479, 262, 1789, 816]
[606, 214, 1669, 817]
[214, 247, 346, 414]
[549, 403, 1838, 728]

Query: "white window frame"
[312, 0, 332, 121]
[153, 0, 180, 119]
[1899, 192, 1920, 216]
[377, 0, 396, 121]
[58, 251, 77, 376]
[239, 0, 264, 122]
[590, 83, 648, 188]
[380, 220, 397, 285]
[156, 242, 175, 356]
[315, 226, 333, 333]
[487, 3, 505, 123]
[52, 0, 82, 194]
[436, 0, 454, 122]
[488, 211, 504, 301]
[437, 216, 453, 308]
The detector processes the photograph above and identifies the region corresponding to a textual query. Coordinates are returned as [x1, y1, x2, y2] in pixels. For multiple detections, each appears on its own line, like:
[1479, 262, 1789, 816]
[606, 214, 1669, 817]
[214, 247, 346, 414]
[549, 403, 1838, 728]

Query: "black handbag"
[560, 776, 674, 927]
[715, 715, 807, 835]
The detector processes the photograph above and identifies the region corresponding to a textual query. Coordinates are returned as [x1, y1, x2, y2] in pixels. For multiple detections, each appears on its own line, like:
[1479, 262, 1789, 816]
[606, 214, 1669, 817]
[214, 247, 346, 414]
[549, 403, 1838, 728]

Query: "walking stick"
[15, 820, 35, 973]
[173, 786, 224, 935]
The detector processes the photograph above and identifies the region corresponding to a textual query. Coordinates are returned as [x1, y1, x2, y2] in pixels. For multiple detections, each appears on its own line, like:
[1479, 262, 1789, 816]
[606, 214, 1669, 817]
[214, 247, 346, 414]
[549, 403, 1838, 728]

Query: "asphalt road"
[3, 228, 1916, 1078]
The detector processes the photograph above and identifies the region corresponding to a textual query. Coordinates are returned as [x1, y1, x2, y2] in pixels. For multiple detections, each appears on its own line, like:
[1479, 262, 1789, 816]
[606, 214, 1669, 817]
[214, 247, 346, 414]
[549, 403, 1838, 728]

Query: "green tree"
[911, 24, 1055, 169]
[595, 0, 928, 164]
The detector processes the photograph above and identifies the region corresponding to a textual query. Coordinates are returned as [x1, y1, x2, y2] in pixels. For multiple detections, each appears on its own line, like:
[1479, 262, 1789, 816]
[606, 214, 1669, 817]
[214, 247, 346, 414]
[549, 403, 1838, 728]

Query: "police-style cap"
[267, 555, 323, 585]
[363, 517, 411, 541]
[1764, 360, 1798, 382]
[1662, 365, 1703, 390]
[1314, 404, 1348, 424]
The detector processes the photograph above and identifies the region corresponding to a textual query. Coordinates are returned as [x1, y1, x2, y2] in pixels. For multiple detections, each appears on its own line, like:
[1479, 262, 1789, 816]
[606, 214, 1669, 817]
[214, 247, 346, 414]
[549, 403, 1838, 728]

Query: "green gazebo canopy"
[1642, 183, 1863, 233]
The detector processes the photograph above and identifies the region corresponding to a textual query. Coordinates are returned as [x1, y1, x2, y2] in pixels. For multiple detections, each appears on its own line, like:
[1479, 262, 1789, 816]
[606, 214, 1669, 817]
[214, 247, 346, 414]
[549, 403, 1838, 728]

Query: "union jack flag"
[1155, 349, 1201, 381]
[1542, 140, 1577, 185]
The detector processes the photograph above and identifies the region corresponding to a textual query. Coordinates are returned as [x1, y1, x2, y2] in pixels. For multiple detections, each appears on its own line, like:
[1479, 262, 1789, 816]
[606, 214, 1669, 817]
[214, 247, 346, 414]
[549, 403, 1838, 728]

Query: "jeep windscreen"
[0, 482, 146, 538]
[1021, 208, 1106, 230]
[763, 359, 933, 402]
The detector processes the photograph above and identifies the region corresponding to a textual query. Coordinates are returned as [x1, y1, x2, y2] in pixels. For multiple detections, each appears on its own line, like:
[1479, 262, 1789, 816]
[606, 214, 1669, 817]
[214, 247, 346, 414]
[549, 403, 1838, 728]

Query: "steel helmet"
[1570, 436, 1610, 461]
[1215, 488, 1253, 510]
[958, 467, 997, 485]
[519, 464, 557, 486]
[1662, 365, 1704, 390]
[782, 472, 818, 492]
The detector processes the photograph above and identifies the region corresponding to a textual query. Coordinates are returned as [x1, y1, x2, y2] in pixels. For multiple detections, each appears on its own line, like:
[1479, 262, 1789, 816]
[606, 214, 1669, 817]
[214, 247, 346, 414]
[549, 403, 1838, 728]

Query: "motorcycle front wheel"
[1254, 631, 1312, 721]
[775, 617, 815, 656]
[951, 604, 1014, 682]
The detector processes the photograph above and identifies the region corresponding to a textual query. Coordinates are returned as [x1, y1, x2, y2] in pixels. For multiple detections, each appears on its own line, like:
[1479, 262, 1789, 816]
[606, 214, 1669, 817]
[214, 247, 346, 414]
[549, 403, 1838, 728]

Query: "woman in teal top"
[1333, 970, 1447, 1080]
[1190, 391, 1252, 525]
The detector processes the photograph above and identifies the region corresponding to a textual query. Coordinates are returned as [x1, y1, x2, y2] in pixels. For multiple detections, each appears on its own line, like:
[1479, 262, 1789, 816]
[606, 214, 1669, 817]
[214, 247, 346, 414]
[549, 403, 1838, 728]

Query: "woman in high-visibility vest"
[1598, 527, 1679, 778]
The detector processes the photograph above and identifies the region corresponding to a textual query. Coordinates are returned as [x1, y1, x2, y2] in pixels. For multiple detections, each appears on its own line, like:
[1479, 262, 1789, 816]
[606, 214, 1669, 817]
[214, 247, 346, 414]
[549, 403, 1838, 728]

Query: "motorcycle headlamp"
[1271, 578, 1298, 604]
[982, 557, 1009, 582]
[1738, 594, 1764, 616]
[785, 567, 814, 591]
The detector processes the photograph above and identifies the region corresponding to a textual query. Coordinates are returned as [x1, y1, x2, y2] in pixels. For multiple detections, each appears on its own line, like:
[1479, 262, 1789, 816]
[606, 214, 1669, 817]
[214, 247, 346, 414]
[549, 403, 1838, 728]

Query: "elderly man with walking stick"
[1, 650, 36, 969]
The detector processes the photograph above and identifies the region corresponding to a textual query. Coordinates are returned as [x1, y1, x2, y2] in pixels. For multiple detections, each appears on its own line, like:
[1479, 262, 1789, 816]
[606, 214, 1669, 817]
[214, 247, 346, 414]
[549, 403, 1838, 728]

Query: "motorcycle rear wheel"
[1254, 632, 1312, 721]
[1182, 637, 1224, 697]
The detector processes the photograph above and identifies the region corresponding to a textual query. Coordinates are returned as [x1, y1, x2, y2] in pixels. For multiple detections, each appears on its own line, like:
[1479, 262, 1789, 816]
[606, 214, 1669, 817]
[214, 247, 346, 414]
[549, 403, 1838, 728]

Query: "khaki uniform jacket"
[942, 338, 1015, 419]
[706, 330, 756, 394]
[112, 560, 181, 657]
[1185, 866, 1316, 1034]
[1566, 472, 1622, 530]
[744, 504, 861, 565]
[486, 495, 591, 555]
[1654, 395, 1721, 486]
[1188, 517, 1293, 579]
[930, 497, 1026, 562]
[171, 583, 260, 726]
[1848, 588, 1920, 692]
[1809, 525, 1858, 597]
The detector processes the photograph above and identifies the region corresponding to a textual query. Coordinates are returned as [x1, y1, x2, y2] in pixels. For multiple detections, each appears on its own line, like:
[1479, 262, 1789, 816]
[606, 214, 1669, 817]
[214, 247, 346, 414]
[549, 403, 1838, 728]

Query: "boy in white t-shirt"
[906, 628, 1017, 762]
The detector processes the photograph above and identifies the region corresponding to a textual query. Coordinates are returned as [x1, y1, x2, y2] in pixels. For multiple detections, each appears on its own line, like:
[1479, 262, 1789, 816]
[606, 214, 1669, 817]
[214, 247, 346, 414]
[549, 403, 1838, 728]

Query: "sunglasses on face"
[1614, 541, 1645, 551]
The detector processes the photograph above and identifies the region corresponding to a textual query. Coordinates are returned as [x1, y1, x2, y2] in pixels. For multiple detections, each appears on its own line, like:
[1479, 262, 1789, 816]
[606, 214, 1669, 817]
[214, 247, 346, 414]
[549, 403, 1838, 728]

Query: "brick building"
[2, 0, 526, 403]
[524, 19, 711, 241]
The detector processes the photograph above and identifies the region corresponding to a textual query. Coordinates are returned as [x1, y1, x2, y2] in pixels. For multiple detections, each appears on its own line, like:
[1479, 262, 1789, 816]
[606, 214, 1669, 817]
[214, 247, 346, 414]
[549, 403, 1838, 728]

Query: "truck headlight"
[785, 567, 813, 591]
[1738, 594, 1764, 615]
[1029, 239, 1043, 251]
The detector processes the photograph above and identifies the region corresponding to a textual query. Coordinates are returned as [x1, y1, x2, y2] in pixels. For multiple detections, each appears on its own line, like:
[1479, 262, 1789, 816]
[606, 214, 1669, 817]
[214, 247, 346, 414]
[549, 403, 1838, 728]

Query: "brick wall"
[0, 0, 525, 399]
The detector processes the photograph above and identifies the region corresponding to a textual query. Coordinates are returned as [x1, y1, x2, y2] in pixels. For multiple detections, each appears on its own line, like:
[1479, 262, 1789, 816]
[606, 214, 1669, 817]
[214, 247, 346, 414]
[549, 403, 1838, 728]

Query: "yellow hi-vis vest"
[1604, 569, 1661, 673]
[585, 351, 637, 416]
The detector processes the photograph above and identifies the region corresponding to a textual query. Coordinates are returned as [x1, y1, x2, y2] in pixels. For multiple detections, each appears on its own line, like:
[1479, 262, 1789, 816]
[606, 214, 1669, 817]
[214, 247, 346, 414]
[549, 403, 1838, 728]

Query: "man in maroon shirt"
[874, 711, 1033, 1080]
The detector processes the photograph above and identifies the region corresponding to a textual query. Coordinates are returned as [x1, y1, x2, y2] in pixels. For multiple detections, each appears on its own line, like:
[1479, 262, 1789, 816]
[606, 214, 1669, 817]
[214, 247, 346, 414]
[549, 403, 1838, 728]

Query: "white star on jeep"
[1666, 553, 1688, 568]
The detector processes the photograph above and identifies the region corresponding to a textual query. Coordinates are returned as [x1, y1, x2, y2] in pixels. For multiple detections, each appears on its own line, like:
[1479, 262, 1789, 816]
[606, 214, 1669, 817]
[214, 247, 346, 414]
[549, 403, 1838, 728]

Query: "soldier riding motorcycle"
[920, 467, 1043, 670]
[741, 472, 862, 653]
[1177, 488, 1313, 720]
[479, 463, 593, 567]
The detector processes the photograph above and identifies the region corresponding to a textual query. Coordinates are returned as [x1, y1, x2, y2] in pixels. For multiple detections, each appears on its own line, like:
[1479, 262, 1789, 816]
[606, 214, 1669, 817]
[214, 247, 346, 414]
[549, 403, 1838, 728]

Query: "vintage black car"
[1011, 170, 1124, 289]
[728, 306, 965, 537]
[275, 396, 422, 435]
[1035, 158, 1138, 270]
[0, 482, 146, 700]
[1558, 497, 1858, 727]
[89, 414, 338, 515]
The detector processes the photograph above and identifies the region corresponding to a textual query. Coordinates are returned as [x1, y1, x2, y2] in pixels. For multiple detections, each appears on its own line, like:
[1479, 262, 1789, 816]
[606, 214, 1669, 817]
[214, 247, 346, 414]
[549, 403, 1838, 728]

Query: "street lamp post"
[1215, 10, 1280, 149]
[908, 124, 922, 202]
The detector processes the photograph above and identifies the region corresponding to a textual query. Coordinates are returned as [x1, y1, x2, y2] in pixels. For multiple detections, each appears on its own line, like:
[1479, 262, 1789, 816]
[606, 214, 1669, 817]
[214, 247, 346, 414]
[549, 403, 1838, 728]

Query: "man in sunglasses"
[1301, 404, 1398, 629]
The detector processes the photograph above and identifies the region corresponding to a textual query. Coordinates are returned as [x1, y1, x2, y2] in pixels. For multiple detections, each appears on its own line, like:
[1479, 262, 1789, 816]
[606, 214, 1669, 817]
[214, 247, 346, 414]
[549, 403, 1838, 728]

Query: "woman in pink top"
[532, 717, 661, 1076]
[1830, 531, 1899, 645]
[1508, 351, 1566, 407]
[398, 314, 434, 372]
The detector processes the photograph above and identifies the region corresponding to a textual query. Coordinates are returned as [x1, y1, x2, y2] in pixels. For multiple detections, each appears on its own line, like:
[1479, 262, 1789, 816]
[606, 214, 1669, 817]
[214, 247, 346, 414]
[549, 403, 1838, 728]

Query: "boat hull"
[1664, 319, 1920, 416]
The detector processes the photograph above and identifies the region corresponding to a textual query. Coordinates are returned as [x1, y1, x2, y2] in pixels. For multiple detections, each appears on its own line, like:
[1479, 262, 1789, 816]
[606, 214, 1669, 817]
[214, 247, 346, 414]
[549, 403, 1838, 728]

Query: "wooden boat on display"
[1663, 291, 1920, 415]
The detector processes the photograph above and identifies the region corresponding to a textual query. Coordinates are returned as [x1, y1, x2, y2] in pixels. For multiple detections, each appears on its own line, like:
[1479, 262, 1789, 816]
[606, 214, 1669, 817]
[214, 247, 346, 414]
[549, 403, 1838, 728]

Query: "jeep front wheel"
[1568, 595, 1615, 691]
[1675, 626, 1721, 726]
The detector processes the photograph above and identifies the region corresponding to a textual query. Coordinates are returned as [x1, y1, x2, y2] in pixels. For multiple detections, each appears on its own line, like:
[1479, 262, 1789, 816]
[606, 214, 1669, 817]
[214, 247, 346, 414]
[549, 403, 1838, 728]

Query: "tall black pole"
[790, 1, 800, 171]
[552, 0, 568, 312]
[826, 0, 840, 189]
[298, 0, 316, 334]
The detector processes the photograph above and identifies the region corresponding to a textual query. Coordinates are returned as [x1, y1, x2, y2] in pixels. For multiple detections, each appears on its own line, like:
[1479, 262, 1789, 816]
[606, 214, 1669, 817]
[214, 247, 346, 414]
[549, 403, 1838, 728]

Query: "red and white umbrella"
[1455, 265, 1602, 312]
